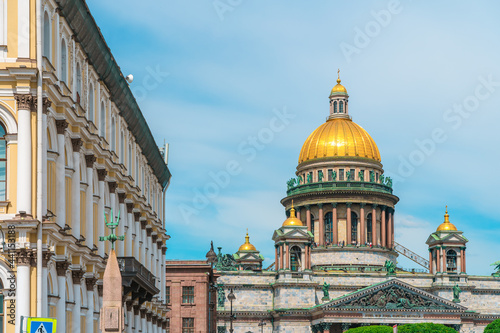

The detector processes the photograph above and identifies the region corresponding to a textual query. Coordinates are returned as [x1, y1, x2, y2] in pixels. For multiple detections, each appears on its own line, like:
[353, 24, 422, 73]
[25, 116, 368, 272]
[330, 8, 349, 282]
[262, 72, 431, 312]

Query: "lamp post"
[227, 288, 236, 333]
[258, 319, 266, 333]
[206, 241, 218, 333]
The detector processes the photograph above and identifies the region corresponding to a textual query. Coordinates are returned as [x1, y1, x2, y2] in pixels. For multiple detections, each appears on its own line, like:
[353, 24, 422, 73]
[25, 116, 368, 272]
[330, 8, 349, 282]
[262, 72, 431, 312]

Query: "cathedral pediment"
[272, 227, 311, 241]
[320, 279, 466, 312]
[236, 252, 262, 261]
[426, 232, 468, 245]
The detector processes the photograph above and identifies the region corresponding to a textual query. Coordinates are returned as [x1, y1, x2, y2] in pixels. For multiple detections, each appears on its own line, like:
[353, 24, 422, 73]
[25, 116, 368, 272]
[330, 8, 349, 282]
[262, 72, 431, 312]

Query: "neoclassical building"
[214, 76, 500, 333]
[0, 0, 170, 332]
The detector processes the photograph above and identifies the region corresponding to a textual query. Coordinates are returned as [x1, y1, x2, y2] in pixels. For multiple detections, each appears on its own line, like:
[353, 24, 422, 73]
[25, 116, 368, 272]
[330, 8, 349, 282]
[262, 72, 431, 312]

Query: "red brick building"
[166, 260, 218, 333]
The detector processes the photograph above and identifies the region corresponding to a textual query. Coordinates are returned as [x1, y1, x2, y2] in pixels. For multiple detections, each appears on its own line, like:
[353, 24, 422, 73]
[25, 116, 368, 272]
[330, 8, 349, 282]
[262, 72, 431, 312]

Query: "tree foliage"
[398, 323, 457, 332]
[345, 326, 392, 333]
[484, 318, 500, 332]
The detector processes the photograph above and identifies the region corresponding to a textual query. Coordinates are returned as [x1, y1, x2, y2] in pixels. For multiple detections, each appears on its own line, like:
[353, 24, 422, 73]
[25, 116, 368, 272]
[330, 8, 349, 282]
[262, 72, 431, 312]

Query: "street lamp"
[206, 241, 217, 333]
[258, 319, 266, 333]
[227, 288, 236, 333]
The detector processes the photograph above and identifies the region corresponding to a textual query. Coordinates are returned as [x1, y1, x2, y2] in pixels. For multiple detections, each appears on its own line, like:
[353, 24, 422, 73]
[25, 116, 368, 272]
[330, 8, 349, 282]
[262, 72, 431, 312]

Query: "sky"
[86, 0, 500, 276]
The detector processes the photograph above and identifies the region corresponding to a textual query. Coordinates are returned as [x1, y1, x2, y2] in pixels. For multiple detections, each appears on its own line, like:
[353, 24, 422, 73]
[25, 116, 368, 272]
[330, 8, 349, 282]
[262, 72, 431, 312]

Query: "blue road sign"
[27, 318, 57, 333]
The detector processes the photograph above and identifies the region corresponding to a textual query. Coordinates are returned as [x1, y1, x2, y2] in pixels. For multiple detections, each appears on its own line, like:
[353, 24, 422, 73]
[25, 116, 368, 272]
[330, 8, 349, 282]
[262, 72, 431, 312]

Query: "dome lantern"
[329, 69, 349, 119]
[238, 229, 257, 251]
[436, 206, 458, 232]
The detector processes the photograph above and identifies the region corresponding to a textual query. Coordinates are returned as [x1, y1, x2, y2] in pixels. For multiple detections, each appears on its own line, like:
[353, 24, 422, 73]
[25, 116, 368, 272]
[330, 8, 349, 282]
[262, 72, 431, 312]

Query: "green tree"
[345, 326, 392, 333]
[398, 323, 457, 333]
[484, 318, 500, 332]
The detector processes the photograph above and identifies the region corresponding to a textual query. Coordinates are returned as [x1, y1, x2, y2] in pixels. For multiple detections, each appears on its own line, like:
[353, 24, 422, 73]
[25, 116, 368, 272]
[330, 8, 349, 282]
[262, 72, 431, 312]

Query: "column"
[15, 250, 32, 330]
[442, 247, 447, 273]
[134, 306, 141, 333]
[142, 311, 148, 333]
[332, 203, 338, 245]
[387, 209, 393, 248]
[285, 243, 289, 269]
[360, 203, 365, 244]
[371, 204, 377, 245]
[72, 270, 83, 333]
[118, 192, 126, 257]
[346, 203, 352, 245]
[134, 212, 141, 259]
[85, 155, 96, 247]
[97, 169, 107, 257]
[318, 204, 324, 246]
[141, 221, 147, 264]
[15, 93, 33, 215]
[56, 262, 69, 333]
[71, 139, 82, 238]
[305, 244, 309, 270]
[279, 244, 284, 270]
[126, 203, 134, 256]
[429, 249, 433, 274]
[306, 205, 311, 232]
[85, 278, 97, 333]
[146, 228, 153, 270]
[381, 207, 386, 247]
[42, 98, 51, 216]
[391, 211, 395, 248]
[147, 315, 153, 333]
[109, 181, 117, 252]
[157, 242, 162, 294]
[55, 119, 68, 227]
[126, 303, 133, 333]
[42, 252, 52, 317]
[162, 246, 167, 301]
[296, 206, 301, 220]
[461, 248, 466, 273]
[275, 246, 278, 270]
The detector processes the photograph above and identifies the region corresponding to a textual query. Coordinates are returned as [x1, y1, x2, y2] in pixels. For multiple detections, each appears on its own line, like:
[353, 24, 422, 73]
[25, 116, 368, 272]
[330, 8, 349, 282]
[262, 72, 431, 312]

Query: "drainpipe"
[36, 0, 43, 318]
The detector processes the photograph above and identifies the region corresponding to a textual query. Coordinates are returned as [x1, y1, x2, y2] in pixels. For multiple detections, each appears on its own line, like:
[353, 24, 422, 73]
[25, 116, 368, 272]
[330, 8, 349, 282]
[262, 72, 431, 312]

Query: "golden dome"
[238, 230, 257, 251]
[436, 206, 457, 232]
[282, 202, 304, 227]
[330, 77, 347, 95]
[299, 117, 381, 164]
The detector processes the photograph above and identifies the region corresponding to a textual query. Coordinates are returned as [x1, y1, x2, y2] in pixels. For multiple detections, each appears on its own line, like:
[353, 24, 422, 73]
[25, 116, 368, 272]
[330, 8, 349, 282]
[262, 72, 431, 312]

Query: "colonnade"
[429, 246, 466, 274]
[295, 203, 395, 248]
[275, 242, 312, 271]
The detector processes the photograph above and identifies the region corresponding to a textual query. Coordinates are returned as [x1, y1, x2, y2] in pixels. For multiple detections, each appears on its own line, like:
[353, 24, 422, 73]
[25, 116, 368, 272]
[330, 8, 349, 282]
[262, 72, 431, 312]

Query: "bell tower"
[426, 207, 468, 283]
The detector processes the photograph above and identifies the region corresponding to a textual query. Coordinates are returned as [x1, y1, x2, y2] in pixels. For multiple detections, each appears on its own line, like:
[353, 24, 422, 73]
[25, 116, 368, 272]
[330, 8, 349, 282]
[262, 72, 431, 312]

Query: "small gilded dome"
[330, 77, 347, 95]
[299, 117, 381, 164]
[238, 231, 257, 251]
[436, 206, 457, 232]
[282, 203, 304, 227]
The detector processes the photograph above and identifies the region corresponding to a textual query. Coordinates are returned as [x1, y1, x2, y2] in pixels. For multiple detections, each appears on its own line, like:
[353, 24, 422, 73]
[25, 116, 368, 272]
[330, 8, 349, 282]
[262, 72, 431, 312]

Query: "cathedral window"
[339, 101, 344, 113]
[339, 169, 344, 181]
[367, 213, 373, 244]
[43, 12, 51, 59]
[182, 318, 194, 333]
[349, 169, 355, 181]
[100, 102, 106, 138]
[310, 213, 315, 239]
[61, 39, 67, 83]
[351, 211, 358, 244]
[0, 122, 6, 201]
[111, 117, 116, 151]
[333, 101, 337, 113]
[166, 286, 170, 304]
[182, 286, 194, 304]
[324, 212, 333, 245]
[76, 62, 82, 103]
[328, 169, 333, 181]
[447, 249, 457, 272]
[88, 83, 94, 122]
[290, 246, 301, 271]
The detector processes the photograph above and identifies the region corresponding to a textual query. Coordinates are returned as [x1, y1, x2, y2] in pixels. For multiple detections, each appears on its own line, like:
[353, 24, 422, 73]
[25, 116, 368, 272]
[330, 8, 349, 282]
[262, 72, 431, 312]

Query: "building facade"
[166, 260, 218, 333]
[0, 0, 170, 332]
[214, 77, 500, 333]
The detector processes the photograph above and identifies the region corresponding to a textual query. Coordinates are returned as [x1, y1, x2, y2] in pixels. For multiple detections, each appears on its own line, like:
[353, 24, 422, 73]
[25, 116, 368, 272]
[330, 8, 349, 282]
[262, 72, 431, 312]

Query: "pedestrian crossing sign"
[26, 318, 57, 333]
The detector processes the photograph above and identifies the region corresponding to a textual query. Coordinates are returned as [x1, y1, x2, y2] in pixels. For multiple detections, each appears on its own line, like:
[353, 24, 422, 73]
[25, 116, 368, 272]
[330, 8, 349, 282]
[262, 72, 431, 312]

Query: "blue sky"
[87, 0, 500, 276]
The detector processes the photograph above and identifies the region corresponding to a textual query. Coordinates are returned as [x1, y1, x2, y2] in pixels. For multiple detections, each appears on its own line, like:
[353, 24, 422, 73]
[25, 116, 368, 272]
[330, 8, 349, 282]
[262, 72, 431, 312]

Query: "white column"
[134, 308, 141, 333]
[15, 94, 33, 214]
[42, 110, 48, 215]
[56, 13, 60, 79]
[134, 215, 141, 258]
[147, 318, 153, 333]
[141, 226, 147, 265]
[15, 251, 31, 330]
[72, 272, 82, 333]
[141, 314, 147, 333]
[42, 263, 48, 317]
[161, 247, 166, 301]
[97, 169, 106, 257]
[85, 279, 95, 333]
[126, 307, 133, 333]
[55, 119, 68, 227]
[151, 241, 157, 286]
[56, 262, 68, 333]
[85, 155, 95, 247]
[17, 0, 30, 58]
[118, 194, 126, 257]
[71, 140, 81, 238]
[126, 204, 133, 256]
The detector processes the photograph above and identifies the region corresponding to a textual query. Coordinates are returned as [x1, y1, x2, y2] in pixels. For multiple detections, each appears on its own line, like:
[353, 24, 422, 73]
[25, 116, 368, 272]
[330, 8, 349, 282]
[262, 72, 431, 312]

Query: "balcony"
[118, 257, 159, 305]
[286, 180, 394, 196]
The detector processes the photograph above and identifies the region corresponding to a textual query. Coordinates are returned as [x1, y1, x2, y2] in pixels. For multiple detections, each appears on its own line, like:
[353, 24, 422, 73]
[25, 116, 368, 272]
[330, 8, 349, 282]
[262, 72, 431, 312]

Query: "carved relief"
[97, 168, 107, 181]
[71, 138, 83, 152]
[14, 94, 34, 110]
[85, 277, 97, 291]
[126, 202, 133, 214]
[72, 270, 85, 284]
[56, 261, 70, 276]
[16, 249, 34, 267]
[108, 181, 117, 194]
[85, 154, 96, 168]
[117, 192, 126, 204]
[55, 119, 69, 135]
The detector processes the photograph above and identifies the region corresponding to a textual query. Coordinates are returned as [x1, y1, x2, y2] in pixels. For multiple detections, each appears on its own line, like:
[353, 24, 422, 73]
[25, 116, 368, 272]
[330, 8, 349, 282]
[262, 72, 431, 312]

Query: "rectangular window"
[339, 169, 344, 181]
[182, 286, 194, 304]
[349, 169, 355, 181]
[166, 286, 170, 304]
[182, 318, 194, 333]
[328, 169, 333, 181]
[376, 172, 379, 182]
[360, 170, 365, 181]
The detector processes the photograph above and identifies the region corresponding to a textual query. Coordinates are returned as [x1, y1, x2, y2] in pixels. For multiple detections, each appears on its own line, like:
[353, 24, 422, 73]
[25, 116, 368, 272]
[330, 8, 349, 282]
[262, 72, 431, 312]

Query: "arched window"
[0, 123, 7, 201]
[367, 213, 373, 244]
[351, 211, 358, 245]
[447, 249, 457, 272]
[324, 212, 333, 245]
[120, 131, 125, 164]
[60, 39, 67, 82]
[100, 102, 106, 138]
[290, 246, 301, 272]
[128, 143, 132, 175]
[339, 101, 344, 113]
[135, 155, 139, 184]
[333, 101, 337, 113]
[43, 12, 50, 58]
[110, 117, 116, 151]
[76, 62, 82, 103]
[88, 83, 94, 122]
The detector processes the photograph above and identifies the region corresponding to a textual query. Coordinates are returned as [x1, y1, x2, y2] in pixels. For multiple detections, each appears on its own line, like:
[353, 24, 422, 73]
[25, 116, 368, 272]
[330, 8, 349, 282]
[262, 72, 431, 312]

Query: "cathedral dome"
[436, 206, 457, 232]
[282, 204, 303, 227]
[330, 77, 347, 95]
[298, 117, 381, 164]
[238, 231, 257, 251]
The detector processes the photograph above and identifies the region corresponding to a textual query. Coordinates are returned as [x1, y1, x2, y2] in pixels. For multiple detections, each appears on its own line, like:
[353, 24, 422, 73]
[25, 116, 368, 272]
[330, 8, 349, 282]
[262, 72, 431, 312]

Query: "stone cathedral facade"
[214, 77, 500, 333]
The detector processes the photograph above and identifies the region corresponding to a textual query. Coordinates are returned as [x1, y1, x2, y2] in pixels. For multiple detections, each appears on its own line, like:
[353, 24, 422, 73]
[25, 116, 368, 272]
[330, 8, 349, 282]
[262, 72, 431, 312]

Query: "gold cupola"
[282, 202, 304, 227]
[436, 206, 458, 232]
[238, 230, 257, 251]
[330, 70, 348, 96]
